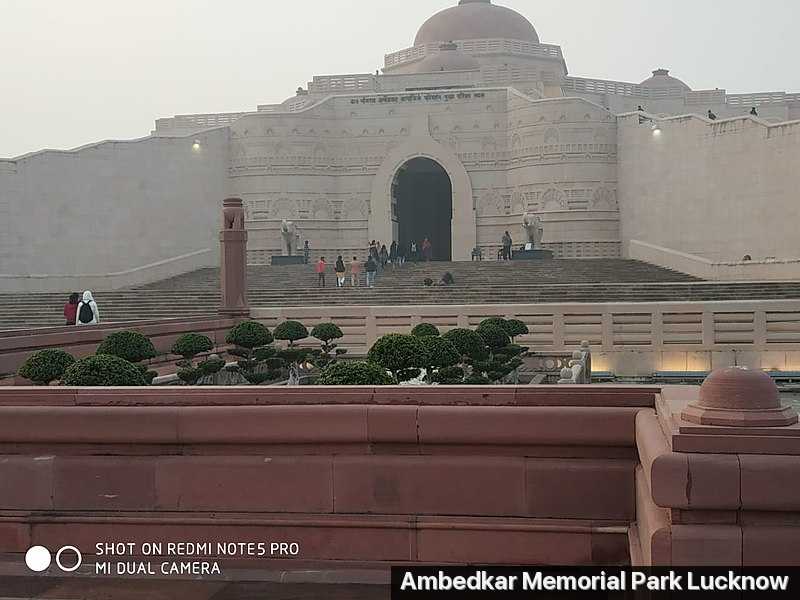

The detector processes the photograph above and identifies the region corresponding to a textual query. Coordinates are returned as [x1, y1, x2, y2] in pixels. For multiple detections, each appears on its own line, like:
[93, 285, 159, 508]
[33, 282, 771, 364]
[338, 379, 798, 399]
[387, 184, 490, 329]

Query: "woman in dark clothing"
[63, 292, 80, 326]
[389, 240, 398, 269]
[379, 245, 389, 269]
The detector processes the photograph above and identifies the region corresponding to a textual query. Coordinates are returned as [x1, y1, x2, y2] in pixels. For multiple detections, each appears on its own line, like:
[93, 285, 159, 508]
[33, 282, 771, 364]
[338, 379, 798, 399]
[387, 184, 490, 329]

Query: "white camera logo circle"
[25, 546, 82, 573]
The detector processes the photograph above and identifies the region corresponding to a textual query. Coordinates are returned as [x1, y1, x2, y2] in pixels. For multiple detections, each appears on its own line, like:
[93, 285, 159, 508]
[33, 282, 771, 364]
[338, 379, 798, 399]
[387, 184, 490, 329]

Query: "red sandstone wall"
[0, 387, 653, 567]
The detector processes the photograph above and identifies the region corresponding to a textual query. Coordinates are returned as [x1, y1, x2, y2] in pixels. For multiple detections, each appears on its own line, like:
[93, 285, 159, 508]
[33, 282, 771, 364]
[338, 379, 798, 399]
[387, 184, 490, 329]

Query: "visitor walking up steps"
[365, 255, 378, 288]
[379, 244, 389, 270]
[63, 292, 80, 326]
[422, 237, 433, 261]
[350, 256, 361, 287]
[315, 257, 327, 288]
[76, 291, 100, 326]
[389, 240, 398, 269]
[335, 256, 346, 288]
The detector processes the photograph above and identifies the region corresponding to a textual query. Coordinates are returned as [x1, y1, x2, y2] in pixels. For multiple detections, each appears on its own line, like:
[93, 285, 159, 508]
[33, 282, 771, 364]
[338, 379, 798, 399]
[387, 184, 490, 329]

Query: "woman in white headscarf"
[76, 290, 100, 326]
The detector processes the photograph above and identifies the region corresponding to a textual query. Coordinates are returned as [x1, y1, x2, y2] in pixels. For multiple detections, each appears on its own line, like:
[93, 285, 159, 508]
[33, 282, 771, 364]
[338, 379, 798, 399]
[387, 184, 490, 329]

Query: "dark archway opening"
[392, 157, 453, 261]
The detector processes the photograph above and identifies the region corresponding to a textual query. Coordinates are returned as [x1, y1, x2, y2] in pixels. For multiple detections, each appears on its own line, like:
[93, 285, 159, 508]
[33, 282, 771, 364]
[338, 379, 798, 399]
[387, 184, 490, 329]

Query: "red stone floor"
[0, 577, 390, 599]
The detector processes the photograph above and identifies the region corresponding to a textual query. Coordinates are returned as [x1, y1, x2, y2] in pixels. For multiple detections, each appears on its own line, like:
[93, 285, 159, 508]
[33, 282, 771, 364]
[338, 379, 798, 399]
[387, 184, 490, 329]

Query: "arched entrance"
[392, 157, 453, 261]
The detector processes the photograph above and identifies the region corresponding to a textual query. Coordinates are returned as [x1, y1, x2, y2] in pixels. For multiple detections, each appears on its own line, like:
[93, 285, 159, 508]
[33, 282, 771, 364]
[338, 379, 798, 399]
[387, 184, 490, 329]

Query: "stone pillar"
[220, 198, 250, 318]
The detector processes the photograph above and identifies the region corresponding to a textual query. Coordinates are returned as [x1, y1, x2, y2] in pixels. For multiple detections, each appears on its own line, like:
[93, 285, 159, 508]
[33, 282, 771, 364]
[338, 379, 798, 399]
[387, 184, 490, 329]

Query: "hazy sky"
[2, 0, 798, 158]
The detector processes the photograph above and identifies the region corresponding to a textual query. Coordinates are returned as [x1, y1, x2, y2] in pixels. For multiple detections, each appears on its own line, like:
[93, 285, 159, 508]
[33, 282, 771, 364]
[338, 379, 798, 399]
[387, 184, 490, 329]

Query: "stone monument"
[523, 212, 544, 248]
[220, 198, 250, 318]
[280, 220, 297, 256]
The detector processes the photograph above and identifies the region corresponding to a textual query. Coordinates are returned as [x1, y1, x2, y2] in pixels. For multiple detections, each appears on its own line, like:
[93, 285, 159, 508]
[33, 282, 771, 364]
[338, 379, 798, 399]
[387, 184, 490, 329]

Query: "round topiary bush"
[17, 349, 76, 385]
[419, 336, 460, 370]
[442, 328, 488, 360]
[274, 321, 309, 346]
[411, 323, 440, 338]
[197, 357, 225, 377]
[62, 354, 147, 387]
[316, 361, 394, 386]
[96, 331, 157, 363]
[367, 334, 425, 382]
[311, 322, 344, 343]
[477, 323, 511, 350]
[171, 333, 214, 360]
[226, 321, 273, 350]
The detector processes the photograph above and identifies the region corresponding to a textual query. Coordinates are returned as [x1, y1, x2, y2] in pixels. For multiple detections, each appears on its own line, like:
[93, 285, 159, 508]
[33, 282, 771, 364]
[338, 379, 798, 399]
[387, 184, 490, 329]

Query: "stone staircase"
[2, 259, 800, 331]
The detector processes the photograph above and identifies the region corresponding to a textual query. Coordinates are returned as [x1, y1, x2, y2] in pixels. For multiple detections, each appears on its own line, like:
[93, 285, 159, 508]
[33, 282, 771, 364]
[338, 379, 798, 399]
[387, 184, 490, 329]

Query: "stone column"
[220, 198, 250, 318]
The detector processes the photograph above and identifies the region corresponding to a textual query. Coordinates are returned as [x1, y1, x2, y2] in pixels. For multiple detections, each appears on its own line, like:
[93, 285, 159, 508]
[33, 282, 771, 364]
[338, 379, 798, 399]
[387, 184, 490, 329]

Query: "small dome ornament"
[682, 367, 799, 427]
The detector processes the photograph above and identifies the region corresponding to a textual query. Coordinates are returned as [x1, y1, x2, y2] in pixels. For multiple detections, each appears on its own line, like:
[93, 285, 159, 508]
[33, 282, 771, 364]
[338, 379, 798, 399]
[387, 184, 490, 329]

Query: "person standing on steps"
[350, 256, 362, 287]
[76, 290, 100, 326]
[410, 240, 418, 262]
[379, 244, 389, 270]
[501, 230, 513, 261]
[63, 292, 80, 326]
[303, 240, 310, 265]
[335, 255, 346, 288]
[389, 240, 398, 269]
[422, 237, 432, 262]
[365, 255, 378, 288]
[316, 256, 327, 288]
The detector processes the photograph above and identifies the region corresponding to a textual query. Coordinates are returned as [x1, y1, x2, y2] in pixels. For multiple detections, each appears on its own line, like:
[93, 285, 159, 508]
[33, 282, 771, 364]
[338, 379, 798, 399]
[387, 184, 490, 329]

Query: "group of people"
[313, 237, 436, 289]
[315, 255, 379, 288]
[62, 291, 100, 326]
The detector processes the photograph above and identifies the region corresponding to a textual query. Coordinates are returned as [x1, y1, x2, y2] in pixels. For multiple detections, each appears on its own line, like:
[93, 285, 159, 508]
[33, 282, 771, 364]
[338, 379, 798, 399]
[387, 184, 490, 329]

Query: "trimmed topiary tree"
[367, 333, 425, 383]
[478, 317, 509, 332]
[226, 321, 273, 352]
[310, 322, 345, 367]
[411, 323, 440, 338]
[418, 336, 460, 382]
[477, 323, 511, 351]
[274, 320, 309, 347]
[17, 349, 75, 385]
[504, 319, 529, 341]
[316, 361, 394, 386]
[96, 331, 157, 364]
[442, 328, 488, 361]
[171, 333, 214, 361]
[62, 354, 147, 387]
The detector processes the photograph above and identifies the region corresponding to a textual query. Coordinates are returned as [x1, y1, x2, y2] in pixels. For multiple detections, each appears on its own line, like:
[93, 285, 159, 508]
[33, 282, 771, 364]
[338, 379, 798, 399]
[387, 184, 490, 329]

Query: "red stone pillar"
[220, 198, 250, 318]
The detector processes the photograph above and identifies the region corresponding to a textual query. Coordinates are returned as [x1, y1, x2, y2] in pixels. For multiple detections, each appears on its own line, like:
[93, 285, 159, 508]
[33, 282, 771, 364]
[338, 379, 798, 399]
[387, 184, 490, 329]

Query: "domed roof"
[411, 42, 481, 73]
[415, 0, 539, 46]
[640, 69, 691, 91]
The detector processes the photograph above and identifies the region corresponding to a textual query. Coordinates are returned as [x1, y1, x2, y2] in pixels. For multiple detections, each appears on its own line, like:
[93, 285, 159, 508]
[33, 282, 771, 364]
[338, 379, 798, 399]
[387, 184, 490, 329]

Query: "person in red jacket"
[315, 257, 327, 288]
[63, 292, 80, 326]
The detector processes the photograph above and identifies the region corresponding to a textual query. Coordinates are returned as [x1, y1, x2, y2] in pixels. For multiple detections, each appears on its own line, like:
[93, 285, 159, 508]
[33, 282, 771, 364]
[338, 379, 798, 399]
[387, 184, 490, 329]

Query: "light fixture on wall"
[192, 140, 202, 152]
[651, 121, 662, 136]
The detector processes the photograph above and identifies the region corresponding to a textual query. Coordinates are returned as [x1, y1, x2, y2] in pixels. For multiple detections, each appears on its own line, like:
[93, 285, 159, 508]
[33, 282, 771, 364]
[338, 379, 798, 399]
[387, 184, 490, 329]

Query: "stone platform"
[511, 249, 555, 260]
[271, 255, 306, 266]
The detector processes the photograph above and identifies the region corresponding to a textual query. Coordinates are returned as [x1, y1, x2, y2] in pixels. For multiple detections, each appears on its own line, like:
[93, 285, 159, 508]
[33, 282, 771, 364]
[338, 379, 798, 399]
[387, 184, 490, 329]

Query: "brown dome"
[640, 68, 691, 91]
[415, 0, 539, 46]
[412, 42, 481, 73]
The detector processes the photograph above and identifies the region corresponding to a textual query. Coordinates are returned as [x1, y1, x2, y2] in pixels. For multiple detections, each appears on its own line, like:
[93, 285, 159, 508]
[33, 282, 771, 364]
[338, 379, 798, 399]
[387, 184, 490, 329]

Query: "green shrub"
[226, 321, 273, 350]
[171, 333, 214, 360]
[243, 371, 274, 385]
[442, 328, 488, 360]
[419, 336, 460, 382]
[367, 334, 425, 382]
[277, 348, 310, 364]
[254, 347, 277, 361]
[316, 361, 394, 386]
[265, 357, 285, 371]
[96, 331, 156, 363]
[274, 321, 309, 346]
[177, 367, 201, 385]
[504, 319, 529, 340]
[432, 365, 465, 384]
[134, 363, 158, 385]
[62, 355, 147, 387]
[197, 357, 225, 376]
[463, 374, 491, 385]
[17, 349, 76, 385]
[411, 323, 440, 338]
[477, 324, 511, 350]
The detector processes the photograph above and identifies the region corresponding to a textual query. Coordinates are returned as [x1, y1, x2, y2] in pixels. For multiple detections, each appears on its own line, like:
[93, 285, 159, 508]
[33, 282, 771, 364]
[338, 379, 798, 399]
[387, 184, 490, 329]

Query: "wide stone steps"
[2, 260, 798, 331]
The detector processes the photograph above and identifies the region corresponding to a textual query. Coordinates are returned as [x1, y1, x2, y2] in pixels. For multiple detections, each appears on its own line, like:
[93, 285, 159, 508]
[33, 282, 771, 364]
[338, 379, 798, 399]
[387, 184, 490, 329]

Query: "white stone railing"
[154, 112, 249, 132]
[252, 298, 800, 376]
[307, 74, 377, 94]
[629, 240, 800, 282]
[384, 39, 564, 69]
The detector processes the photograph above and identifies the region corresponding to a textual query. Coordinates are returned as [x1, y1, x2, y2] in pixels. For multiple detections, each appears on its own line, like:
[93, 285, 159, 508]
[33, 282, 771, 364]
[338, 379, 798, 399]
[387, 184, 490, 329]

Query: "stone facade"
[0, 0, 798, 290]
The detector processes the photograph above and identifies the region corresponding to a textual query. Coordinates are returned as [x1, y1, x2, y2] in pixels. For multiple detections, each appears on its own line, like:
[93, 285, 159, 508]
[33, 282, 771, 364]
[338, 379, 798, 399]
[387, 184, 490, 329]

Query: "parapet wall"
[0, 385, 797, 569]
